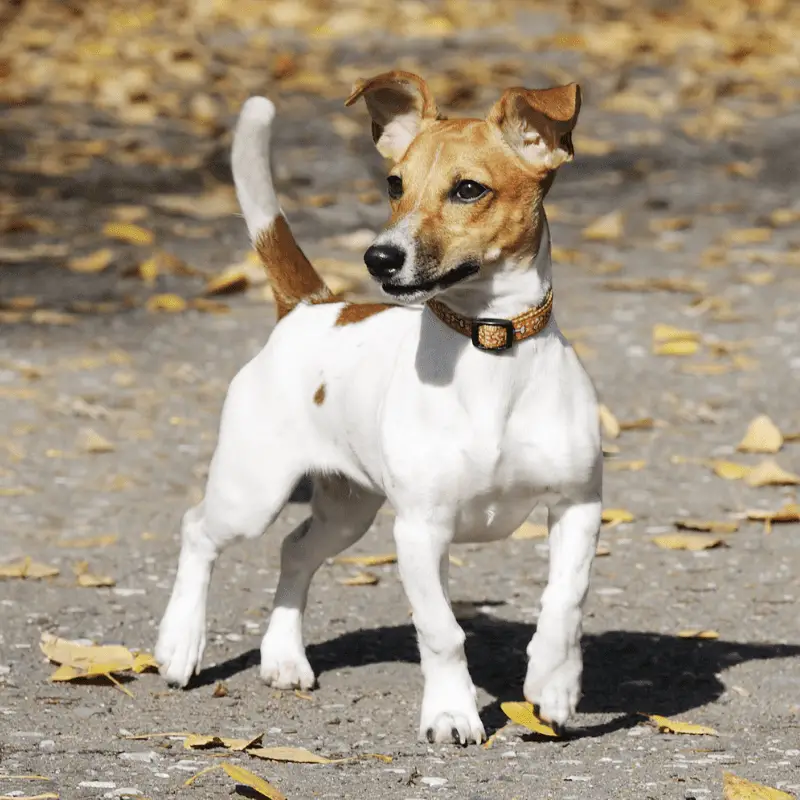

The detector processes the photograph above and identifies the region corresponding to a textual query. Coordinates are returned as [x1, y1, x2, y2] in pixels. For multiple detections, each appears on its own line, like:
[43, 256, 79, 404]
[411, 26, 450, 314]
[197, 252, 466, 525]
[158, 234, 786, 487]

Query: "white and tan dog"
[156, 71, 602, 745]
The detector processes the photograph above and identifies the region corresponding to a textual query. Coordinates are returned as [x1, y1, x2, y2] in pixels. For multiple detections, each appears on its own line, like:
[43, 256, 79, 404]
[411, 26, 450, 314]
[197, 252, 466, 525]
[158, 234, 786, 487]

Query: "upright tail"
[232, 97, 331, 319]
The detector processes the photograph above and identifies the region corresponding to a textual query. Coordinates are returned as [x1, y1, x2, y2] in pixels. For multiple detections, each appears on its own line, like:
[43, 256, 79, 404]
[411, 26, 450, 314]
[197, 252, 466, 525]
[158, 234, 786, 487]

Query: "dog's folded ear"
[487, 83, 581, 171]
[345, 71, 439, 161]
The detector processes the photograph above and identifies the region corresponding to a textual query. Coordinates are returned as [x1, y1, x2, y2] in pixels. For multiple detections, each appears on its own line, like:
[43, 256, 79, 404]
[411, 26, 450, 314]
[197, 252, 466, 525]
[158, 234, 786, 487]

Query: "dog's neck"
[433, 213, 553, 321]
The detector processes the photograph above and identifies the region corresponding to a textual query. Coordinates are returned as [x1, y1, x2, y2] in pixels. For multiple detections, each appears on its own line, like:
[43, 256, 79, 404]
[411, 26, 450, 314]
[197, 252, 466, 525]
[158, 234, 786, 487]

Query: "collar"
[426, 288, 553, 352]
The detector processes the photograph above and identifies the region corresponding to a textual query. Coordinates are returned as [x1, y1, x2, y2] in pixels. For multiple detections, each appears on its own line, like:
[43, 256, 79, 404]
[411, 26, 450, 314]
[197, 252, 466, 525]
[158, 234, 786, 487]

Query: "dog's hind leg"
[260, 475, 383, 689]
[156, 361, 305, 687]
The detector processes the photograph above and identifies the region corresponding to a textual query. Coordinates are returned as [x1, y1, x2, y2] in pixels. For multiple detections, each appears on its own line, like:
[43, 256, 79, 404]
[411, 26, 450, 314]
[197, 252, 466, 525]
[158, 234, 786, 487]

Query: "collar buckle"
[471, 317, 515, 352]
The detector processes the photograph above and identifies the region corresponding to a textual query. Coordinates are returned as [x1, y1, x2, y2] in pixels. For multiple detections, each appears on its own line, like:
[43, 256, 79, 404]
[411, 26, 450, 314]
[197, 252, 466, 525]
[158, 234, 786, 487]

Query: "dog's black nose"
[364, 244, 406, 279]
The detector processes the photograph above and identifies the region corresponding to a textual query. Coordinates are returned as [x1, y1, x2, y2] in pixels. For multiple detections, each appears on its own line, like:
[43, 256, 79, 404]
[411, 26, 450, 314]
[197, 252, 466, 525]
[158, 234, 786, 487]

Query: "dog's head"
[345, 71, 581, 303]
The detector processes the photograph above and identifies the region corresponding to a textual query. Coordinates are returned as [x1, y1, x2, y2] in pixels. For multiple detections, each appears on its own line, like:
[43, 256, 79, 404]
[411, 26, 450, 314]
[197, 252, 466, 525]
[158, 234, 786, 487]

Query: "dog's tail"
[232, 97, 331, 319]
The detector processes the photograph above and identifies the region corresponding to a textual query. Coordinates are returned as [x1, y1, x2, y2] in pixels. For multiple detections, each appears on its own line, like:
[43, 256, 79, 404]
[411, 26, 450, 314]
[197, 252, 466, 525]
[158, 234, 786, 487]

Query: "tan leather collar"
[426, 288, 553, 352]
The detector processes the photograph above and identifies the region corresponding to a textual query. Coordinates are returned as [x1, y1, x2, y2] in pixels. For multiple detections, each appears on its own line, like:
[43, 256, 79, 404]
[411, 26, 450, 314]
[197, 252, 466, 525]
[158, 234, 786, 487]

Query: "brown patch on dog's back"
[256, 215, 332, 319]
[335, 302, 394, 326]
[313, 384, 326, 405]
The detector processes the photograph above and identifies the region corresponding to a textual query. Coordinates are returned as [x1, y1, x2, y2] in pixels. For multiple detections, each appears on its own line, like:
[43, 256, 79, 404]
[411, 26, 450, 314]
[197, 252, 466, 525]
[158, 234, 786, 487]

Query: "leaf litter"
[645, 714, 718, 736]
[723, 772, 795, 800]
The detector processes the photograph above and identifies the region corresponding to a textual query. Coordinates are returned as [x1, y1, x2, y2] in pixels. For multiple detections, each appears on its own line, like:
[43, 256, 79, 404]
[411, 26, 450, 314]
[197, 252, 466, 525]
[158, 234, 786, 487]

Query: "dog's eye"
[387, 175, 403, 200]
[452, 180, 489, 203]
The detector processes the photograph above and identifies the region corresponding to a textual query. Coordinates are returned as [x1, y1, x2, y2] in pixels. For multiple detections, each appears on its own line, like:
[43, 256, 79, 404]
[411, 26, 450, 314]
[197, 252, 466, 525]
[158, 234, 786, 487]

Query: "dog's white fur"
[156, 96, 602, 745]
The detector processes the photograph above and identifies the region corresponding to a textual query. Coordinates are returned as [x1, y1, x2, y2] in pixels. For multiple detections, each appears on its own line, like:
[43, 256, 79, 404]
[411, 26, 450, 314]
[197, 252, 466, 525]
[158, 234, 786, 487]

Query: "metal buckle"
[471, 317, 515, 351]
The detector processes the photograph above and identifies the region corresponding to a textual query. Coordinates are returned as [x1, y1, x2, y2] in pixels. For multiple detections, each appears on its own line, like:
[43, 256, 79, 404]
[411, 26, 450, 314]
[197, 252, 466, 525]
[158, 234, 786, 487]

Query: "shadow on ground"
[192, 608, 800, 738]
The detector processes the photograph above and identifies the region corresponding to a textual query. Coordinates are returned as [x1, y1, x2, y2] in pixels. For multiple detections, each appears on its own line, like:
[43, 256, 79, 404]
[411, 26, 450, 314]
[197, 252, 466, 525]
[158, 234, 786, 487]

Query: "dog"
[155, 71, 602, 745]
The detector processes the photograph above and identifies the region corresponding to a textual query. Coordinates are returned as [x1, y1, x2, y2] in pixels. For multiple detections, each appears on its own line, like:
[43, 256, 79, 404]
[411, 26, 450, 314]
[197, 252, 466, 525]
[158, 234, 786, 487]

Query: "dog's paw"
[260, 648, 315, 690]
[420, 710, 485, 746]
[523, 637, 581, 726]
[155, 606, 206, 688]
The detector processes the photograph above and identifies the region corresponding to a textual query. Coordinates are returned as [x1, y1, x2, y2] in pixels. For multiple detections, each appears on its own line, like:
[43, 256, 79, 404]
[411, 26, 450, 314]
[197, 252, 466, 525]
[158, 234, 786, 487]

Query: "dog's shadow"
[195, 605, 800, 738]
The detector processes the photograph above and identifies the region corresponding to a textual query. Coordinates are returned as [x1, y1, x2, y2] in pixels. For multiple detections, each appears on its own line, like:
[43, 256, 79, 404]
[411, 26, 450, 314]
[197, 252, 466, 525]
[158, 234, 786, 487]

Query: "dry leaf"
[652, 533, 724, 551]
[647, 714, 717, 735]
[102, 221, 154, 245]
[67, 248, 113, 274]
[595, 543, 611, 557]
[205, 267, 249, 296]
[57, 534, 118, 548]
[247, 746, 332, 764]
[77, 572, 115, 588]
[723, 772, 795, 800]
[79, 429, 114, 454]
[31, 310, 77, 326]
[220, 763, 286, 800]
[619, 417, 655, 431]
[500, 701, 558, 737]
[582, 210, 624, 241]
[0, 557, 59, 579]
[737, 416, 783, 454]
[213, 681, 229, 698]
[511, 522, 548, 539]
[40, 633, 133, 670]
[0, 795, 59, 800]
[601, 508, 634, 527]
[153, 187, 238, 219]
[725, 227, 772, 245]
[132, 652, 158, 673]
[678, 630, 720, 639]
[184, 734, 253, 750]
[655, 340, 699, 356]
[746, 460, 800, 487]
[146, 293, 187, 313]
[599, 404, 620, 439]
[712, 460, 752, 480]
[653, 324, 701, 343]
[606, 460, 647, 472]
[333, 554, 396, 566]
[339, 571, 379, 586]
[676, 519, 738, 534]
[603, 277, 704, 295]
[746, 504, 800, 533]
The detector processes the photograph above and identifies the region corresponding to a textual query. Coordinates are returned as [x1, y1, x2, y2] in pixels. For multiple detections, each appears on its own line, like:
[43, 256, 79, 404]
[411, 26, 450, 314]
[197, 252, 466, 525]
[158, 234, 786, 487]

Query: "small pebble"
[79, 781, 116, 789]
[38, 739, 56, 752]
[420, 777, 447, 787]
[118, 751, 160, 763]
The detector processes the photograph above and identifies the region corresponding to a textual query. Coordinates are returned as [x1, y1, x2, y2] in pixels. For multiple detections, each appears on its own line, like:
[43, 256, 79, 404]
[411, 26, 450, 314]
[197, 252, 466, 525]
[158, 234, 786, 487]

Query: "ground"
[1, 1, 799, 798]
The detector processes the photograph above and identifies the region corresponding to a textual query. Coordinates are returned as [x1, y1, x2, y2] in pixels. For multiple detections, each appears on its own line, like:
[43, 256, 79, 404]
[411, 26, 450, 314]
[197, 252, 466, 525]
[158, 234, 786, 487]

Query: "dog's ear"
[345, 71, 439, 161]
[487, 83, 581, 170]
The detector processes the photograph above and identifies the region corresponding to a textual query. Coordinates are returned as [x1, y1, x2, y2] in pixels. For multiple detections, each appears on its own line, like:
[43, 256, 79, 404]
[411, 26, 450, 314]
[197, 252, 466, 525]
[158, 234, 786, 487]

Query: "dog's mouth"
[381, 261, 480, 300]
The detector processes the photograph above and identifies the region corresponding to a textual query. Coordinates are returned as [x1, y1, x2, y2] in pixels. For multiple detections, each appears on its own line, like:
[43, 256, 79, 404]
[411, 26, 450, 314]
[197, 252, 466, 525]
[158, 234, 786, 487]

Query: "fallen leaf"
[746, 504, 800, 534]
[102, 221, 154, 245]
[619, 417, 655, 431]
[723, 771, 795, 799]
[78, 429, 114, 454]
[601, 508, 635, 527]
[712, 460, 752, 480]
[0, 557, 59, 579]
[145, 293, 187, 313]
[737, 415, 783, 454]
[652, 533, 724, 551]
[76, 572, 115, 588]
[653, 324, 701, 343]
[769, 208, 800, 227]
[0, 794, 59, 799]
[649, 217, 693, 233]
[67, 248, 113, 274]
[500, 701, 558, 737]
[220, 763, 287, 800]
[247, 746, 332, 764]
[153, 187, 238, 219]
[603, 277, 704, 294]
[333, 554, 396, 566]
[56, 534, 118, 548]
[606, 460, 647, 472]
[675, 519, 739, 534]
[40, 633, 133, 671]
[746, 460, 800, 487]
[647, 714, 717, 735]
[205, 267, 249, 296]
[678, 630, 720, 640]
[654, 340, 699, 356]
[582, 210, 624, 242]
[213, 682, 229, 698]
[599, 404, 620, 439]
[511, 522, 548, 539]
[339, 571, 379, 586]
[595, 543, 611, 557]
[184, 734, 253, 751]
[132, 652, 158, 673]
[725, 227, 772, 245]
[30, 310, 77, 326]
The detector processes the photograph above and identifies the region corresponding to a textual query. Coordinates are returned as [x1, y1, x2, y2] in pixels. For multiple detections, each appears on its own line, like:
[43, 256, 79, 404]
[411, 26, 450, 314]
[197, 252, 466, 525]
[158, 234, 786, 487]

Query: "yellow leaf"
[675, 519, 739, 534]
[0, 487, 35, 497]
[79, 429, 114, 454]
[40, 633, 134, 671]
[190, 298, 230, 314]
[333, 554, 396, 566]
[0, 557, 59, 579]
[723, 771, 795, 799]
[220, 762, 287, 800]
[737, 415, 783, 454]
[31, 310, 77, 326]
[77, 572, 115, 588]
[769, 208, 800, 227]
[145, 293, 187, 313]
[183, 734, 251, 750]
[598, 404, 620, 439]
[67, 248, 113, 274]
[654, 340, 699, 356]
[652, 534, 724, 551]
[678, 630, 720, 640]
[652, 324, 701, 343]
[138, 257, 159, 284]
[746, 460, 800, 487]
[500, 701, 558, 737]
[339, 571, 379, 586]
[247, 746, 332, 764]
[153, 187, 238, 219]
[606, 460, 647, 472]
[712, 460, 752, 480]
[746, 504, 800, 534]
[725, 227, 772, 245]
[619, 417, 655, 431]
[647, 714, 717, 736]
[601, 508, 634, 527]
[57, 534, 118, 548]
[582, 210, 624, 241]
[132, 652, 159, 673]
[0, 794, 59, 799]
[205, 267, 249, 296]
[102, 221, 154, 245]
[511, 522, 548, 539]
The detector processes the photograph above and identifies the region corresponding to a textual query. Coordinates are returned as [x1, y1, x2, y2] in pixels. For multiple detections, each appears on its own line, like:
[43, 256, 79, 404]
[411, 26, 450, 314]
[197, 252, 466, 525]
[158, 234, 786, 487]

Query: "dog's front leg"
[524, 494, 602, 727]
[394, 515, 485, 745]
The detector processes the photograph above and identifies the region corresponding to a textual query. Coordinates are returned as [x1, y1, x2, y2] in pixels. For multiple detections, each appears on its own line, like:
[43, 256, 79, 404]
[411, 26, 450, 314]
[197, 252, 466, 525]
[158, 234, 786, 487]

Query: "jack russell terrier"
[156, 71, 602, 745]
